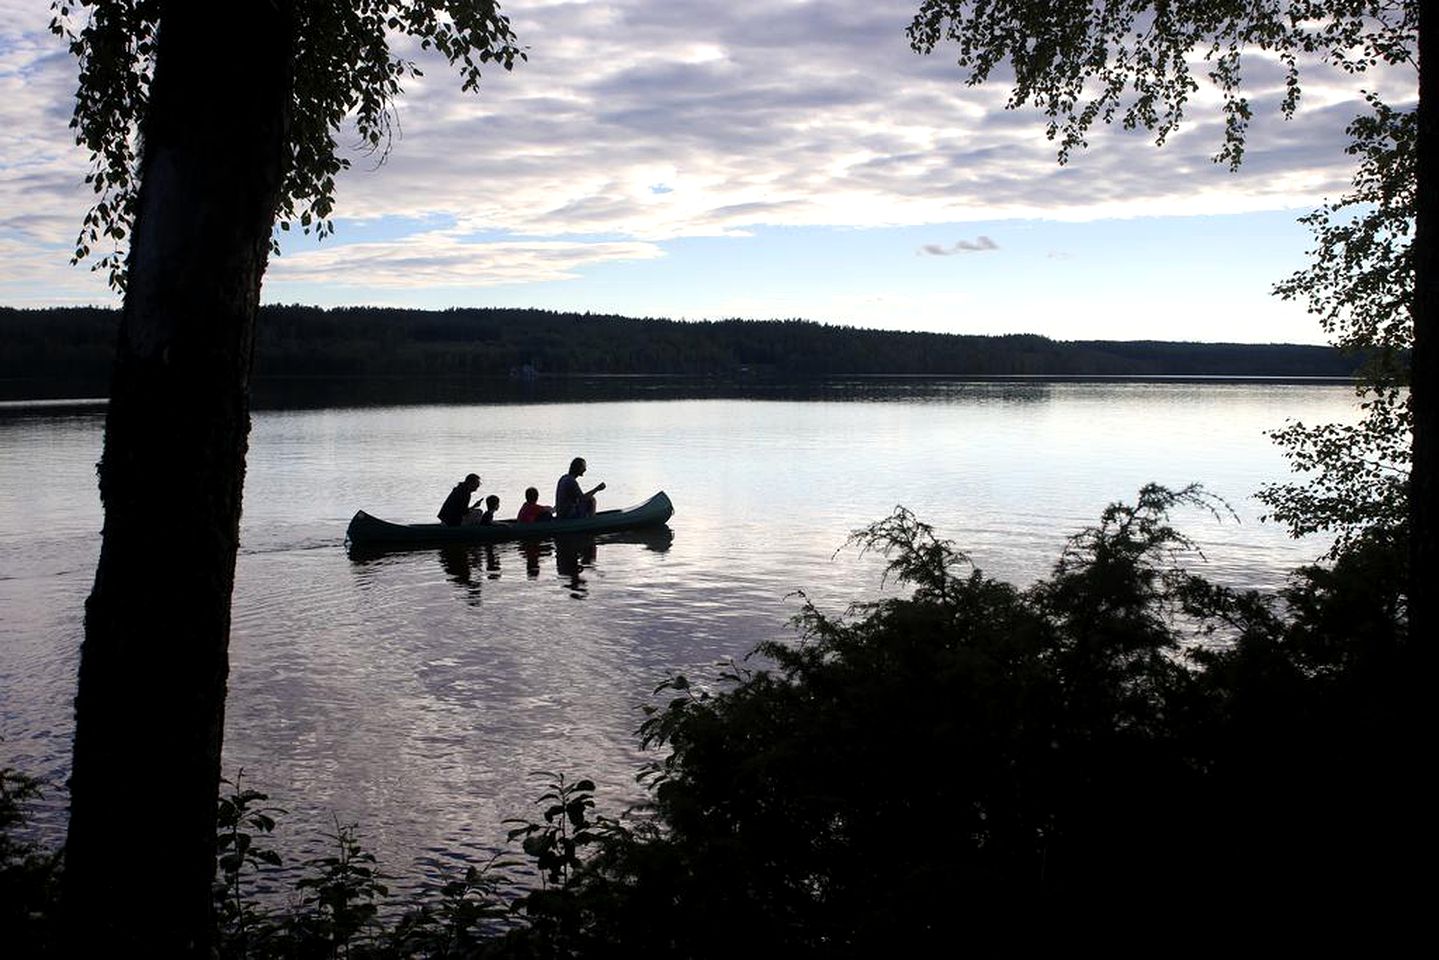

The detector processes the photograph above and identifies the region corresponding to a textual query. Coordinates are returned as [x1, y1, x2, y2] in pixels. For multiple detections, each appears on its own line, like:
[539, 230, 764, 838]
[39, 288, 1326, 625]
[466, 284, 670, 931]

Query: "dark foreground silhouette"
[2, 486, 1416, 955]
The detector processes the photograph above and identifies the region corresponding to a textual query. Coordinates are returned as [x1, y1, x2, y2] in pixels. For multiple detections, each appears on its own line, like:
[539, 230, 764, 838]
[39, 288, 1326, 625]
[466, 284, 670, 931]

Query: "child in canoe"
[516, 487, 553, 523]
[463, 494, 501, 526]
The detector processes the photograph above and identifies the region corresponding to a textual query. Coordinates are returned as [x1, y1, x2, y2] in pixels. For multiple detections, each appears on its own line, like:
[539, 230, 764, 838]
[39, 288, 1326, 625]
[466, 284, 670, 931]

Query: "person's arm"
[585, 482, 606, 496]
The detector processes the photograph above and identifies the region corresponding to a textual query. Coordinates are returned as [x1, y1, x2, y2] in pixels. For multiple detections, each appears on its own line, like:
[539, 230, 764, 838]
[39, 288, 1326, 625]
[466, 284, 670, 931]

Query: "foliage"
[908, 1, 1420, 557]
[215, 772, 286, 960]
[504, 773, 608, 891]
[527, 490, 1410, 951]
[907, 0, 1416, 169]
[47, 0, 524, 290]
[1261, 95, 1415, 547]
[494, 772, 635, 958]
[288, 819, 392, 958]
[606, 491, 1219, 948]
[0, 765, 61, 955]
[0, 488, 1415, 951]
[210, 770, 622, 958]
[215, 779, 535, 958]
[389, 853, 521, 958]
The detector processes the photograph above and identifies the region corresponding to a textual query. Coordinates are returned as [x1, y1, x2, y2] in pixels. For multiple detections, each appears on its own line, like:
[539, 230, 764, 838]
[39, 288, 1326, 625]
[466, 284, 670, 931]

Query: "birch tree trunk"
[62, 5, 293, 954]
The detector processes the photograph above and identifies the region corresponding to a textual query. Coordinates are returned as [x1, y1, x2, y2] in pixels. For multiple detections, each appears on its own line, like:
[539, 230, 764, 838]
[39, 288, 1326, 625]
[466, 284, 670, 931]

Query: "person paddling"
[438, 473, 481, 527]
[555, 457, 604, 519]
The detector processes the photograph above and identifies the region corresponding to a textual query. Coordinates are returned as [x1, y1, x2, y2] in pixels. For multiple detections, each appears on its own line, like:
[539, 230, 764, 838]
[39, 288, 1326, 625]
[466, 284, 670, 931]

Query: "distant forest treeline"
[1, 305, 1360, 391]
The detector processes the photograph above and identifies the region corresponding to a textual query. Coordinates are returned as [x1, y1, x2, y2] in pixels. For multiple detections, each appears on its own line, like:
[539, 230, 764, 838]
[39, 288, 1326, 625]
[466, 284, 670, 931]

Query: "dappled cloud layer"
[0, 0, 1414, 322]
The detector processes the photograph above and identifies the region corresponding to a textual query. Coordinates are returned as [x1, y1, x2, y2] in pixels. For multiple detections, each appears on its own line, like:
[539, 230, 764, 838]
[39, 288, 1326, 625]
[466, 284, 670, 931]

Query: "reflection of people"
[437, 546, 487, 606]
[555, 457, 605, 519]
[523, 541, 544, 579]
[516, 487, 553, 523]
[555, 536, 597, 596]
[464, 494, 500, 526]
[438, 473, 481, 526]
[439, 544, 472, 584]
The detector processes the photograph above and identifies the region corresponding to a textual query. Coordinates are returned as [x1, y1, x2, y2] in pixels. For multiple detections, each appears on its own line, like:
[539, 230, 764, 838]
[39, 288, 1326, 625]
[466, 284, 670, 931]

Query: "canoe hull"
[346, 491, 674, 546]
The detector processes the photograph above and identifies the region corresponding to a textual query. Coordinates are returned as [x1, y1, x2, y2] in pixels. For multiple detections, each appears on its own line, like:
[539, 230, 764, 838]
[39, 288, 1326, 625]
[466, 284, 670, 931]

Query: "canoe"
[346, 490, 674, 546]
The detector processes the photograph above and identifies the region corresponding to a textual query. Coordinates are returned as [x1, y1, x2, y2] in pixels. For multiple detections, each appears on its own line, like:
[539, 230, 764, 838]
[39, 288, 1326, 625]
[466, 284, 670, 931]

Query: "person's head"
[485, 494, 500, 510]
[464, 473, 481, 491]
[569, 457, 586, 477]
[525, 486, 539, 503]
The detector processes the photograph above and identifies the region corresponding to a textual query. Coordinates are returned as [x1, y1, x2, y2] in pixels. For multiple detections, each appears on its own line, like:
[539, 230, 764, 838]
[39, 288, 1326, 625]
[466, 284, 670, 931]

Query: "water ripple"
[0, 385, 1359, 886]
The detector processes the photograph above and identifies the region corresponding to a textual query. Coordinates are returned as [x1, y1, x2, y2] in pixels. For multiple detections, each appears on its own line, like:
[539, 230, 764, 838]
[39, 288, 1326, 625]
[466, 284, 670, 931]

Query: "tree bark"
[62, 5, 292, 955]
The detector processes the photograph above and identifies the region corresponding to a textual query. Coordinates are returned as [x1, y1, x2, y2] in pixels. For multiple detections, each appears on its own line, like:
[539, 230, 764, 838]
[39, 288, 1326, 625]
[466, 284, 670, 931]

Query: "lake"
[0, 379, 1359, 894]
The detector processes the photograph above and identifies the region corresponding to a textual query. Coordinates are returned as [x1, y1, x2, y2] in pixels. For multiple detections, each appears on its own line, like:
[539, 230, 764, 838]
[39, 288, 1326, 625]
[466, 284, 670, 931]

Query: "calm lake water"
[0, 380, 1359, 894]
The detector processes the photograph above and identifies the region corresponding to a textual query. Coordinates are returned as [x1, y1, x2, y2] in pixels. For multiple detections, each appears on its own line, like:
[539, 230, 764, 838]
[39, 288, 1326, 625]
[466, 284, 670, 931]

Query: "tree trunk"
[62, 5, 292, 955]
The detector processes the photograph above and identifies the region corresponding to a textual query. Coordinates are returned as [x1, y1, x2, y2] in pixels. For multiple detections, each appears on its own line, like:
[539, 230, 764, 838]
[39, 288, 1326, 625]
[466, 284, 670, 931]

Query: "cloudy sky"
[0, 1, 1418, 343]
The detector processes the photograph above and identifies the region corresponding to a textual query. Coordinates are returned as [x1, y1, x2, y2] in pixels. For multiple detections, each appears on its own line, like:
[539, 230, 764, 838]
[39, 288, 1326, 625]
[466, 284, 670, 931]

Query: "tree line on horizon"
[0, 304, 1361, 391]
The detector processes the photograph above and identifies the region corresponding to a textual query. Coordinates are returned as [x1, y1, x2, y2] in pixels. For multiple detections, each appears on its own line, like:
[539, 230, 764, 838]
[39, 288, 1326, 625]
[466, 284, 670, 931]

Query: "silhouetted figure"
[516, 486, 553, 523]
[464, 494, 500, 526]
[555, 457, 605, 519]
[438, 473, 481, 526]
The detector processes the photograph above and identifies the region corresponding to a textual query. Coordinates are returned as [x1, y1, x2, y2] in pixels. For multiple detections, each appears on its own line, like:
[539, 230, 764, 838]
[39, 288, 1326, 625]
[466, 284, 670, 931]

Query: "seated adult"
[438, 473, 481, 527]
[555, 457, 605, 519]
[516, 487, 553, 523]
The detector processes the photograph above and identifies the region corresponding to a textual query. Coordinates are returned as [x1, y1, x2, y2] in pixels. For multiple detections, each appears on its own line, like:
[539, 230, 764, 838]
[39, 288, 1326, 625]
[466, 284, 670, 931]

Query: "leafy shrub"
[2, 488, 1413, 955]
[0, 765, 61, 955]
[510, 486, 1412, 954]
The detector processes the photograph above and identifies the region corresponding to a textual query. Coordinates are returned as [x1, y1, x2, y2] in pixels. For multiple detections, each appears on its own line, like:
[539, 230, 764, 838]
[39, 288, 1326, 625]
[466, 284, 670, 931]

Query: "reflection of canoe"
[346, 491, 674, 547]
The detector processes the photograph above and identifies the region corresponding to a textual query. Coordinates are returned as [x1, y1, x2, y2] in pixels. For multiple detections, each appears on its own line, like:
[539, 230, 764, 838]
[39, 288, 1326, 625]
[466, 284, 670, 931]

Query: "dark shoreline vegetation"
[0, 305, 1361, 404]
[2, 485, 1414, 955]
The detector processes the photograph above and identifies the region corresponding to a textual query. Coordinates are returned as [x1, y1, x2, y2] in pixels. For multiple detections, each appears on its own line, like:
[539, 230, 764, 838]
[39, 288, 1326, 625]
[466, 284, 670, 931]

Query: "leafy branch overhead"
[910, 1, 1418, 554]
[908, 0, 1417, 168]
[48, 0, 526, 291]
[1262, 77, 1414, 547]
[1259, 88, 1413, 548]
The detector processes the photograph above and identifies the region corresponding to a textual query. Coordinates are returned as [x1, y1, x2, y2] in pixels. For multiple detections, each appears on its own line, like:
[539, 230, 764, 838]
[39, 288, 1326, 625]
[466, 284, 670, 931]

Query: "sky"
[0, 1, 1419, 344]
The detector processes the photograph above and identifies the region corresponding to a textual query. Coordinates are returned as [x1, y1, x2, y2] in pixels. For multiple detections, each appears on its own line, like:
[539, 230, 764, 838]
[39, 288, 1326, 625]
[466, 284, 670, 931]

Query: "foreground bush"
[2, 486, 1415, 956]
[1, 765, 61, 956]
[507, 486, 1414, 954]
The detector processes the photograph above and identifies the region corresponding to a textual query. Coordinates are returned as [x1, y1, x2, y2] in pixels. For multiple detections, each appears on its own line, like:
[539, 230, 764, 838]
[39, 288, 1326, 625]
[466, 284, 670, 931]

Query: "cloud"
[920, 236, 998, 256]
[0, 0, 1414, 306]
[265, 232, 665, 289]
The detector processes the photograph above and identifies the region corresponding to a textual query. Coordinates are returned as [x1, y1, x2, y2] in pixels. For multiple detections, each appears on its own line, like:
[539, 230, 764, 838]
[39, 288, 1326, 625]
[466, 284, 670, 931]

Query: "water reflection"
[243, 373, 1355, 411]
[521, 540, 545, 579]
[2, 385, 1358, 894]
[554, 537, 596, 597]
[514, 536, 600, 595]
[436, 545, 501, 605]
[245, 375, 1077, 411]
[348, 526, 674, 604]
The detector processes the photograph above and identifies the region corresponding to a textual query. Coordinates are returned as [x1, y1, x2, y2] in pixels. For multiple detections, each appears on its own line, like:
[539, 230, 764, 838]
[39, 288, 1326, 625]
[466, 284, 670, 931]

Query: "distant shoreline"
[2, 304, 1367, 403]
